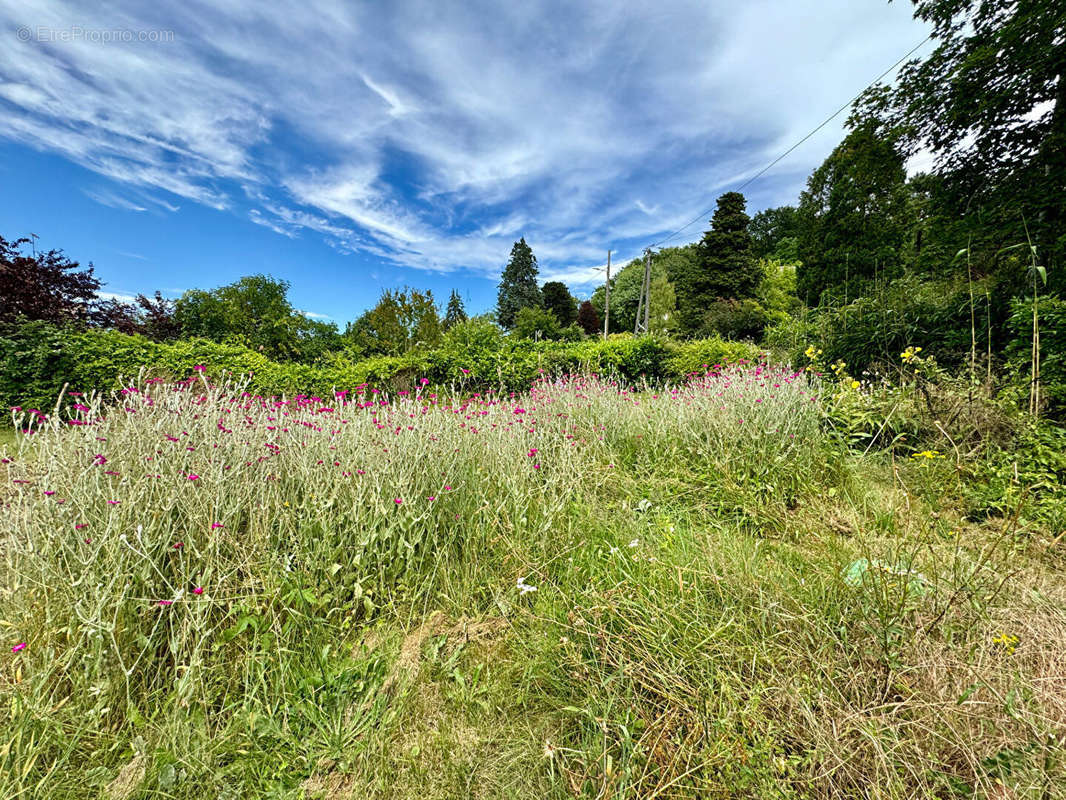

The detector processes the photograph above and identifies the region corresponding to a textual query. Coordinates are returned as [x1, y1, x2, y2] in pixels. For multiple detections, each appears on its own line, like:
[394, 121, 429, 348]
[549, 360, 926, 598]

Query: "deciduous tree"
[0, 235, 100, 325]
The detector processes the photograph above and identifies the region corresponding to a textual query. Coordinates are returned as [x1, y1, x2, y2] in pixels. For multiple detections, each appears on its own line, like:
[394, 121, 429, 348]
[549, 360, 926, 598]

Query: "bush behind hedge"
[0, 320, 760, 417]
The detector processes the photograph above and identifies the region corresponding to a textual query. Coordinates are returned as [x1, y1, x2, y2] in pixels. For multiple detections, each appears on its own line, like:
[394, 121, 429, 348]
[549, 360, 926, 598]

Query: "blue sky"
[0, 1, 932, 324]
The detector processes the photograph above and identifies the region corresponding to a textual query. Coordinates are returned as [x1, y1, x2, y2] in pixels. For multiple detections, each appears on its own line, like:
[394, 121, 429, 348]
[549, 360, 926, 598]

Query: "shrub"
[0, 321, 763, 418]
[1007, 294, 1066, 418]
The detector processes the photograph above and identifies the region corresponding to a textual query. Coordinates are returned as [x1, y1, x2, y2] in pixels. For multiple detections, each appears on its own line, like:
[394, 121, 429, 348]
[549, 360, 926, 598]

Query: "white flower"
[628, 538, 639, 548]
[516, 576, 538, 596]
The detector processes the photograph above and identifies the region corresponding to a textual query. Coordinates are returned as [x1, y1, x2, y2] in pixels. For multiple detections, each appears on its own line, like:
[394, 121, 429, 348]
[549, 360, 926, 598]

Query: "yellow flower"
[911, 450, 942, 460]
[850, 380, 860, 389]
[992, 631, 1019, 655]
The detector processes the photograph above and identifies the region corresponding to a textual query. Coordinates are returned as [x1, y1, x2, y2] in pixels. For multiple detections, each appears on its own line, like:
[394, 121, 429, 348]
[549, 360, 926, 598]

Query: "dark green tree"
[496, 238, 542, 329]
[576, 300, 600, 335]
[749, 206, 799, 261]
[443, 290, 468, 330]
[795, 117, 911, 304]
[885, 0, 1066, 269]
[674, 192, 758, 334]
[541, 281, 578, 327]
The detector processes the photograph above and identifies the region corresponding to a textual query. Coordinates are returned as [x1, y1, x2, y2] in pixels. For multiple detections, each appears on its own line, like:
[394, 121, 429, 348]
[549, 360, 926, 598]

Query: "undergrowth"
[1, 366, 1063, 799]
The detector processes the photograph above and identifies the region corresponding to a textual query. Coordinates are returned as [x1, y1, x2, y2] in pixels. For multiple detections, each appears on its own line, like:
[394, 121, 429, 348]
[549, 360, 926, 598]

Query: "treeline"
[1, 1, 1062, 412]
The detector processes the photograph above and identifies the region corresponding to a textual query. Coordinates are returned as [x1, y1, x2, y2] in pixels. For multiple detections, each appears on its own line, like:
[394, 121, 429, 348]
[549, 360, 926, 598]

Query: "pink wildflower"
[11, 642, 26, 653]
[394, 498, 403, 505]
[192, 586, 204, 595]
[186, 474, 200, 481]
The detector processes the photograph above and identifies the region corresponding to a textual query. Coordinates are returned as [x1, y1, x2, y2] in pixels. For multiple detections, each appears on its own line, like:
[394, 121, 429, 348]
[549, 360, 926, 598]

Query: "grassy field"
[1, 368, 1063, 799]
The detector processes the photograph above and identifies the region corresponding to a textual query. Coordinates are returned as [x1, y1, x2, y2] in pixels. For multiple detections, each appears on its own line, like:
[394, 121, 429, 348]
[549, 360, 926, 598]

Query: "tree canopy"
[346, 288, 441, 356]
[541, 281, 578, 327]
[0, 236, 100, 326]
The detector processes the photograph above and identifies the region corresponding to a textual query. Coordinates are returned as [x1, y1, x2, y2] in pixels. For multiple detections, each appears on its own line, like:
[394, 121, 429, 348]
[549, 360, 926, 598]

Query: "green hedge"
[0, 321, 761, 418]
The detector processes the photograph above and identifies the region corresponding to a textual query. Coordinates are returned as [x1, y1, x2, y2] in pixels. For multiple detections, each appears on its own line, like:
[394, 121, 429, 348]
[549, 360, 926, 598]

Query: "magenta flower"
[186, 474, 200, 481]
[461, 368, 470, 374]
[211, 522, 224, 529]
[11, 642, 26, 653]
[428, 496, 436, 501]
[157, 600, 173, 607]
[394, 498, 403, 505]
[93, 454, 107, 465]
[192, 586, 204, 595]
[173, 541, 184, 549]
[193, 364, 206, 372]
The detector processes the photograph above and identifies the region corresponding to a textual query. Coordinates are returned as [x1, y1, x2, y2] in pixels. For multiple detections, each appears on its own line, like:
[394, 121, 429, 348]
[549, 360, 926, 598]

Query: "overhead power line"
[647, 34, 934, 249]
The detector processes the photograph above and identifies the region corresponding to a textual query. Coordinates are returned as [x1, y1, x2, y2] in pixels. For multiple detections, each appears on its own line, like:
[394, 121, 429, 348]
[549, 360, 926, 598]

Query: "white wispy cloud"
[0, 0, 931, 284]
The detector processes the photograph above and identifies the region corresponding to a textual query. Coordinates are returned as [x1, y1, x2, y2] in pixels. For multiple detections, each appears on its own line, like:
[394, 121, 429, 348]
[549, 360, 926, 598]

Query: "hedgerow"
[0, 321, 762, 417]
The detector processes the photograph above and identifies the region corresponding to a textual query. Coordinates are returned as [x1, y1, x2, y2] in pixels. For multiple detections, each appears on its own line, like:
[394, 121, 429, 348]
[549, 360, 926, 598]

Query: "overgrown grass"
[1, 366, 1063, 799]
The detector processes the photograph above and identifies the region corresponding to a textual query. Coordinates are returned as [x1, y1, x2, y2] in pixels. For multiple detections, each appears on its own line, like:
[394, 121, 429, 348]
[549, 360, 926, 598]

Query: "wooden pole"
[603, 249, 611, 340]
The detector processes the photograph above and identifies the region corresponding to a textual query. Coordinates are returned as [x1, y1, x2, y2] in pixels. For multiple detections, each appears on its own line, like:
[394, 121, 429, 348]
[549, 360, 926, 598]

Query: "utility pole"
[603, 249, 611, 340]
[643, 249, 651, 333]
[634, 248, 652, 335]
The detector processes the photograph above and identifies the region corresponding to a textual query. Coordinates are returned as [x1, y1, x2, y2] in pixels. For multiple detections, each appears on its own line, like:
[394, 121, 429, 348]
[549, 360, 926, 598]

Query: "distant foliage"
[576, 300, 601, 336]
[512, 306, 581, 342]
[91, 291, 182, 342]
[443, 290, 468, 330]
[749, 205, 800, 261]
[346, 287, 441, 356]
[174, 274, 342, 362]
[541, 281, 578, 327]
